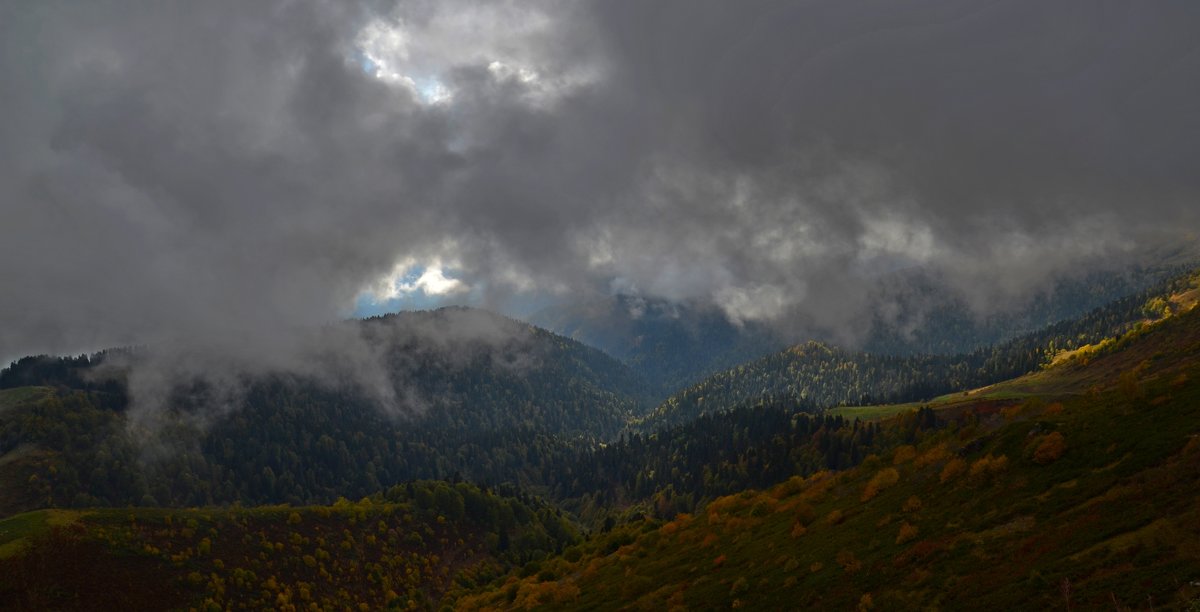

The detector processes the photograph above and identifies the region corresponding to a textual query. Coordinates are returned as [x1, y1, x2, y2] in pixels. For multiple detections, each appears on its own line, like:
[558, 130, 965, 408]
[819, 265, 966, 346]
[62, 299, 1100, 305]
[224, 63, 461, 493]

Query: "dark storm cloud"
[2, 0, 1199, 363]
[575, 0, 1200, 326]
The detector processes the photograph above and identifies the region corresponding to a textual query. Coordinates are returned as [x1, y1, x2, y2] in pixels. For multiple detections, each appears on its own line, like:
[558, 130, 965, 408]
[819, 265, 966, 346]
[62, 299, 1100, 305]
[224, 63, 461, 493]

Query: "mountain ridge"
[640, 268, 1200, 431]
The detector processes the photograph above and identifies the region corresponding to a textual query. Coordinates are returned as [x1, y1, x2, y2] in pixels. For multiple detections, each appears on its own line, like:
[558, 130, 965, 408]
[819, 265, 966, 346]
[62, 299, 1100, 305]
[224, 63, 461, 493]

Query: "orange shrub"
[939, 458, 966, 483]
[895, 522, 919, 545]
[772, 475, 807, 499]
[915, 444, 951, 468]
[794, 502, 817, 527]
[861, 468, 901, 501]
[858, 593, 875, 611]
[553, 582, 581, 604]
[706, 495, 740, 515]
[580, 558, 603, 580]
[1181, 435, 1200, 455]
[969, 454, 1009, 481]
[825, 509, 845, 526]
[892, 446, 917, 465]
[1033, 432, 1067, 464]
[749, 495, 778, 517]
[968, 457, 989, 479]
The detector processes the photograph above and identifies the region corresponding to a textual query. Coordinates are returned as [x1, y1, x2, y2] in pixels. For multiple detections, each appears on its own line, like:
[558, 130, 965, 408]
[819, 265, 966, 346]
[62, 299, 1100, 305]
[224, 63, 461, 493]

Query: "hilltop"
[0, 308, 651, 516]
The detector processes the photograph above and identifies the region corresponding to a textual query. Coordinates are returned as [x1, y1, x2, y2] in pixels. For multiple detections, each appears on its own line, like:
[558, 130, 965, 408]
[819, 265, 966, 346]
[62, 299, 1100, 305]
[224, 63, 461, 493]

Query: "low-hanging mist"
[2, 1, 1199, 410]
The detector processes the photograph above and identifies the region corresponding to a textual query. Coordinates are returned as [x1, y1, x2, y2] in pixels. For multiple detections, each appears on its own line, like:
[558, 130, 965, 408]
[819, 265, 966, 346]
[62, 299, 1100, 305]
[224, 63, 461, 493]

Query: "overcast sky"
[2, 0, 1199, 362]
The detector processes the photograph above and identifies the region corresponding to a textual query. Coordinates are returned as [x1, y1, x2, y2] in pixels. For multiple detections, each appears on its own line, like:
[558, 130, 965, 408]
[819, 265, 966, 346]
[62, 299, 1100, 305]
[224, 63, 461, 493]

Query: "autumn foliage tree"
[1033, 432, 1066, 464]
[861, 468, 900, 501]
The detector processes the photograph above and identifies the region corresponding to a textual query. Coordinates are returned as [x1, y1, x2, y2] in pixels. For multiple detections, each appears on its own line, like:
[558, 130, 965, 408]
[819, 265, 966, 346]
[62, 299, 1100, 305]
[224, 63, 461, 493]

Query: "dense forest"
[0, 308, 656, 513]
[0, 373, 930, 527]
[550, 405, 939, 525]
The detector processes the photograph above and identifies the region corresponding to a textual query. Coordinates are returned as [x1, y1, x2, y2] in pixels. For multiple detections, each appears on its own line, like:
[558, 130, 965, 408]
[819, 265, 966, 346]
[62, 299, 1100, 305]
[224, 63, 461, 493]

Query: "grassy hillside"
[0, 481, 576, 611]
[455, 305, 1200, 610]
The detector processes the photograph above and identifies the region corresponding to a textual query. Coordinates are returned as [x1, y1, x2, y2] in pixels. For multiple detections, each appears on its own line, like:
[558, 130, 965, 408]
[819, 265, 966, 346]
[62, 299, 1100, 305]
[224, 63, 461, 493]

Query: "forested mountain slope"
[529, 264, 1190, 399]
[0, 308, 651, 514]
[642, 269, 1200, 431]
[857, 262, 1191, 356]
[456, 295, 1200, 610]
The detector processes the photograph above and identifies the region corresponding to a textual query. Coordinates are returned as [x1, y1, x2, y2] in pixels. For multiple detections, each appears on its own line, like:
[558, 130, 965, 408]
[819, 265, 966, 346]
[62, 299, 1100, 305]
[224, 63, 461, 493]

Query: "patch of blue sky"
[350, 264, 563, 320]
[412, 76, 450, 104]
[356, 51, 378, 76]
[352, 264, 468, 317]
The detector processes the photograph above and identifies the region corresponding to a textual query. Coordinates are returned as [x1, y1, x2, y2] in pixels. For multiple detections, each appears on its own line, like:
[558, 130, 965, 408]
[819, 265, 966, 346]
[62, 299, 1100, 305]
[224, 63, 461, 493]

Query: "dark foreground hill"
[0, 481, 575, 611]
